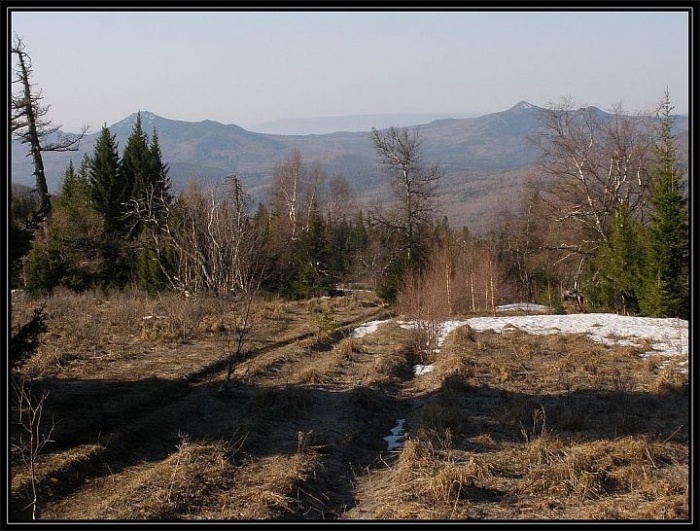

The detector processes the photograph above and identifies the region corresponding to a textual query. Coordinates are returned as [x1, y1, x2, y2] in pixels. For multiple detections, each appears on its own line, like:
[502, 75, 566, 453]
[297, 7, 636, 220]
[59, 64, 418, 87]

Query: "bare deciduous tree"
[268, 149, 328, 240]
[369, 127, 442, 265]
[128, 176, 262, 297]
[325, 174, 356, 226]
[127, 175, 265, 388]
[532, 99, 655, 253]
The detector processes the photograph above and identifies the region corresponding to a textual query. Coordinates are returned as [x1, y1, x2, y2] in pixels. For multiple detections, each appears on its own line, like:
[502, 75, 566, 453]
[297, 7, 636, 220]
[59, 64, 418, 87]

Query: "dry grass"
[9, 289, 689, 522]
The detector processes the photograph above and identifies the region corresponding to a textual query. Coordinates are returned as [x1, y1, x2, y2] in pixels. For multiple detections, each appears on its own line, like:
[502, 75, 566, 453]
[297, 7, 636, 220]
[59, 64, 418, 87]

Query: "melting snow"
[351, 319, 393, 338]
[384, 419, 406, 451]
[358, 309, 688, 454]
[413, 364, 434, 376]
[496, 303, 550, 313]
[352, 309, 689, 376]
[463, 314, 688, 359]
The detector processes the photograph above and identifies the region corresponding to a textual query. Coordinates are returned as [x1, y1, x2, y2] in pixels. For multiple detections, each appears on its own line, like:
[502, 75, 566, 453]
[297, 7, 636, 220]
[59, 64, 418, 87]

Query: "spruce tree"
[290, 202, 332, 299]
[89, 125, 122, 235]
[148, 128, 173, 212]
[56, 157, 92, 217]
[56, 160, 78, 206]
[119, 112, 152, 232]
[639, 93, 689, 318]
[120, 114, 174, 240]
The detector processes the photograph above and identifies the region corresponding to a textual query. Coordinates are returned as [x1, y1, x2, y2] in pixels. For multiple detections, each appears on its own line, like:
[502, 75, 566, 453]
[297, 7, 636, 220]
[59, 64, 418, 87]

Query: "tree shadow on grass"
[9, 363, 688, 521]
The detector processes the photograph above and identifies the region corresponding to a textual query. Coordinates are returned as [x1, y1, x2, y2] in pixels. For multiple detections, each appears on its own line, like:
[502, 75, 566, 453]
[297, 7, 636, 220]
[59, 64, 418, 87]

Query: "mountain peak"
[508, 101, 535, 112]
[117, 110, 159, 123]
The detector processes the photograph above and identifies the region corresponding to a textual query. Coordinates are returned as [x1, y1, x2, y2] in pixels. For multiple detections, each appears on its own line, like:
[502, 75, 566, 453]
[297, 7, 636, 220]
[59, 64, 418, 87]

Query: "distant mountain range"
[244, 111, 486, 135]
[10, 101, 689, 233]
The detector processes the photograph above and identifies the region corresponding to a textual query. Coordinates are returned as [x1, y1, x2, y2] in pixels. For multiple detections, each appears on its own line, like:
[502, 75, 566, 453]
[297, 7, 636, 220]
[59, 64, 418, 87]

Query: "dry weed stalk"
[167, 431, 190, 505]
[296, 430, 314, 454]
[11, 379, 56, 520]
[520, 405, 549, 443]
[335, 337, 358, 361]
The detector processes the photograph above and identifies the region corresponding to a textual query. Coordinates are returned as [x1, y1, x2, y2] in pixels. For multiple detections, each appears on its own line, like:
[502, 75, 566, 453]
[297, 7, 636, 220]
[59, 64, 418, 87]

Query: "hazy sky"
[9, 8, 690, 133]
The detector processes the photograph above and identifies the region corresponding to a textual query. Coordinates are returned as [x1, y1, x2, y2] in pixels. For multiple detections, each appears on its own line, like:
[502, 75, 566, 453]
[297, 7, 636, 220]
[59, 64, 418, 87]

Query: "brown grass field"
[9, 288, 690, 522]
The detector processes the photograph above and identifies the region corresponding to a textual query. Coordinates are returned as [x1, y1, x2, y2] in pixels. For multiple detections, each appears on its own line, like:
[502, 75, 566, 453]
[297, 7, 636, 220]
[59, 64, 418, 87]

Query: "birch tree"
[369, 127, 442, 302]
[533, 100, 654, 252]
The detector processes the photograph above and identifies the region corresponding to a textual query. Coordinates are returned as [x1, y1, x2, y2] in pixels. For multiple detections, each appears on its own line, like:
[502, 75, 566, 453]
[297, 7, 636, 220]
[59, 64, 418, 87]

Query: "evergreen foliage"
[11, 89, 688, 319]
[56, 159, 92, 216]
[89, 125, 123, 235]
[119, 113, 151, 208]
[289, 202, 333, 299]
[586, 204, 645, 314]
[25, 163, 107, 294]
[135, 243, 167, 296]
[376, 252, 409, 304]
[147, 128, 174, 217]
[639, 94, 689, 318]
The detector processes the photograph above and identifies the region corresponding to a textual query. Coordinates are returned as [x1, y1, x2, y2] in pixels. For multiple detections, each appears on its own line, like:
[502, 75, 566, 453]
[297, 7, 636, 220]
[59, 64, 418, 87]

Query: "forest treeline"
[10, 37, 689, 321]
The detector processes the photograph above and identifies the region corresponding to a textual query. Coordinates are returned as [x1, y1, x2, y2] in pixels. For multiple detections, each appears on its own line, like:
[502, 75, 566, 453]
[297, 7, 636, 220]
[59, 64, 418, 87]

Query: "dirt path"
[13, 296, 407, 520]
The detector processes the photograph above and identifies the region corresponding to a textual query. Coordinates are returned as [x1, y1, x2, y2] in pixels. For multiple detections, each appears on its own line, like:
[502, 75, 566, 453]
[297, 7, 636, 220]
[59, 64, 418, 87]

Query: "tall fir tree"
[56, 157, 92, 217]
[119, 112, 152, 232]
[147, 128, 173, 219]
[133, 126, 174, 293]
[639, 92, 689, 318]
[89, 124, 123, 235]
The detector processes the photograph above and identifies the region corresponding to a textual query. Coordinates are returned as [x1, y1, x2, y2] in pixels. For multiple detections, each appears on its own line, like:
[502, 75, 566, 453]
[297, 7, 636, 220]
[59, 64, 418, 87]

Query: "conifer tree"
[56, 158, 91, 217]
[56, 160, 78, 206]
[290, 201, 332, 298]
[120, 115, 174, 240]
[148, 128, 173, 211]
[586, 203, 645, 314]
[89, 125, 122, 235]
[639, 92, 689, 318]
[119, 113, 152, 232]
[25, 162, 106, 293]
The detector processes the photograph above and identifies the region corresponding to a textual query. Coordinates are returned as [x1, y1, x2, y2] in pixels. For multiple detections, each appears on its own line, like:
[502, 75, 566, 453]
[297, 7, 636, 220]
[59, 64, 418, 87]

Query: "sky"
[9, 8, 691, 134]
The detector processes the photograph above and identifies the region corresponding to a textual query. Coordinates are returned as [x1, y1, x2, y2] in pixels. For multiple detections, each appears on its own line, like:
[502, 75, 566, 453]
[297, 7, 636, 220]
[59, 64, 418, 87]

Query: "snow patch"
[351, 309, 688, 376]
[384, 419, 406, 451]
[351, 319, 393, 338]
[496, 303, 549, 313]
[413, 364, 434, 376]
